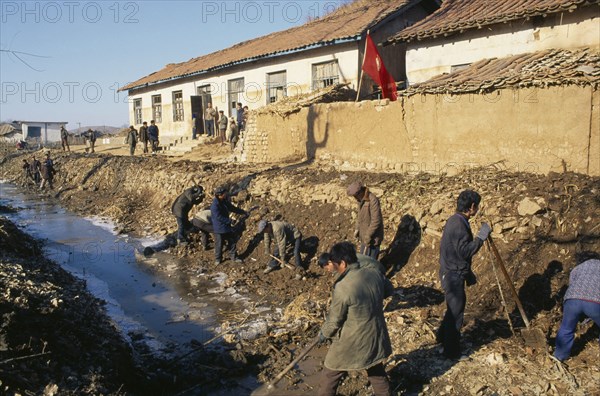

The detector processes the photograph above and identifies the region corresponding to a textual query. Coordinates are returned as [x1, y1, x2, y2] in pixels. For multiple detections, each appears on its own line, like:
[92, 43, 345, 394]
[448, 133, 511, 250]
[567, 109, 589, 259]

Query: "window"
[197, 85, 211, 95]
[266, 71, 287, 104]
[152, 95, 162, 123]
[172, 91, 184, 122]
[133, 98, 142, 124]
[312, 60, 339, 90]
[228, 78, 245, 116]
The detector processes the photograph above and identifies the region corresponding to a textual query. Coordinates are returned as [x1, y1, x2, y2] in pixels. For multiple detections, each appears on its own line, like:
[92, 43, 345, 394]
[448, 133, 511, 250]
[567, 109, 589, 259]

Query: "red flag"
[361, 33, 397, 101]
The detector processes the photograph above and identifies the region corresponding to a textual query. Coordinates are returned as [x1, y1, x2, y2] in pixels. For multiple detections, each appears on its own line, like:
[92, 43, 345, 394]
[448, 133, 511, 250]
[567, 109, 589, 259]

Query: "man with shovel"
[317, 242, 393, 396]
[259, 219, 303, 274]
[437, 189, 491, 359]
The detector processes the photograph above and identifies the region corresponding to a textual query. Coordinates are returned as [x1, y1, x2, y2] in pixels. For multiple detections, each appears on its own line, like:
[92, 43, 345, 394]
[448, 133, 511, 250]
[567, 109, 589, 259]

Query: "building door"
[228, 78, 244, 117]
[190, 95, 204, 135]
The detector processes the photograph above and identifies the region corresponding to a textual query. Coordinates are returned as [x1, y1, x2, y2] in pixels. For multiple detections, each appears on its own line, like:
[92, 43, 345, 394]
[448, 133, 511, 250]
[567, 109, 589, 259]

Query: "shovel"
[486, 237, 546, 349]
[251, 336, 320, 396]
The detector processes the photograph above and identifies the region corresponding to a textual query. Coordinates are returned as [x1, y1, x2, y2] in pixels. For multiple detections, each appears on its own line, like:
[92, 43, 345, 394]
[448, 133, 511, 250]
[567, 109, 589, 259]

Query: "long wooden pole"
[486, 237, 531, 328]
[355, 30, 370, 102]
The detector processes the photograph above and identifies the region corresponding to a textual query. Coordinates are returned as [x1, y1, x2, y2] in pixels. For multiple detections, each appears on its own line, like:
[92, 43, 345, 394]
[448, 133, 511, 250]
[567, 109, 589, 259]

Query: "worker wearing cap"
[210, 186, 247, 265]
[259, 220, 303, 274]
[346, 181, 384, 260]
[171, 185, 205, 246]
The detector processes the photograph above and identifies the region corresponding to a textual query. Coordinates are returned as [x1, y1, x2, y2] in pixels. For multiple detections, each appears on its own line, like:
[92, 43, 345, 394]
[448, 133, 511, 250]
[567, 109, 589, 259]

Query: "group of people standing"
[127, 120, 160, 155]
[199, 102, 246, 152]
[21, 152, 56, 190]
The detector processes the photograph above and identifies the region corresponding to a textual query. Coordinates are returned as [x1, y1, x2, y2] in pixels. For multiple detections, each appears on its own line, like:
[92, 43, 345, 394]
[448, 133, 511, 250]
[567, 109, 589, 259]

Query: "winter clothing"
[355, 188, 384, 259]
[357, 253, 386, 274]
[264, 221, 303, 270]
[148, 124, 159, 153]
[60, 127, 70, 151]
[320, 262, 393, 371]
[40, 157, 56, 189]
[554, 259, 600, 361]
[138, 125, 149, 153]
[192, 209, 214, 249]
[319, 364, 390, 396]
[171, 186, 205, 243]
[126, 128, 138, 156]
[210, 195, 246, 262]
[437, 212, 484, 358]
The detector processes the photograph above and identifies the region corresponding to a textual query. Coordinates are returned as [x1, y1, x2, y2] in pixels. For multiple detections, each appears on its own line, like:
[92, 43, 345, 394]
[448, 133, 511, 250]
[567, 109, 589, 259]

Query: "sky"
[0, 0, 348, 129]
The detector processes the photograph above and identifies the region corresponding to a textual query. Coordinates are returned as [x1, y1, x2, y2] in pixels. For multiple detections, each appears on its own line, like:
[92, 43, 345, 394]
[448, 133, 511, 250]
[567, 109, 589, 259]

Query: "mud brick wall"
[242, 86, 599, 175]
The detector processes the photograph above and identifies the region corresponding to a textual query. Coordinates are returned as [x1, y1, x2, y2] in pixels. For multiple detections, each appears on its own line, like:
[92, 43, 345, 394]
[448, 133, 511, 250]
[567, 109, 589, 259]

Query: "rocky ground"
[1, 141, 599, 395]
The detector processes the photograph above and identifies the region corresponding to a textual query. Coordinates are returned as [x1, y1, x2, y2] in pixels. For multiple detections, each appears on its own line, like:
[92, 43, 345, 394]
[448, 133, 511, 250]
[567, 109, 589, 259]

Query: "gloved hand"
[465, 271, 477, 286]
[353, 230, 360, 240]
[477, 223, 492, 241]
[318, 331, 327, 345]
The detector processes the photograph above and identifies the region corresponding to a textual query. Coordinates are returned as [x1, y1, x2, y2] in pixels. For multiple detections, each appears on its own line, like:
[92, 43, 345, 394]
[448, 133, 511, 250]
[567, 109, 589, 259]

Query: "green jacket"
[357, 253, 386, 274]
[264, 221, 301, 259]
[321, 262, 393, 370]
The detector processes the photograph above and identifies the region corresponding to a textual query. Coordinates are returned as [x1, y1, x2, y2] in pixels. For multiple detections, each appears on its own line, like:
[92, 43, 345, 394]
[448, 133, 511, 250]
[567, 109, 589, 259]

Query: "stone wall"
[241, 85, 600, 175]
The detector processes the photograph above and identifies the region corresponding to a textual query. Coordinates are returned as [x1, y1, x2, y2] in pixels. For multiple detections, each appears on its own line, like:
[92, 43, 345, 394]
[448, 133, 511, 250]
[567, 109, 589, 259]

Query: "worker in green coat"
[317, 242, 393, 396]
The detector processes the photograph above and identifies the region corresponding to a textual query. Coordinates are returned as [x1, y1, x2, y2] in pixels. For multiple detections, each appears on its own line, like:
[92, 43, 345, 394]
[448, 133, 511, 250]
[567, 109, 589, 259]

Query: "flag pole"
[355, 30, 370, 102]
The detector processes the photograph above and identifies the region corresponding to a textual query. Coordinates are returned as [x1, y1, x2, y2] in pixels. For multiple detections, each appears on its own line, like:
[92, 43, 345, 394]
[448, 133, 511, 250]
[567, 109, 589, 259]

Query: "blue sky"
[1, 1, 346, 128]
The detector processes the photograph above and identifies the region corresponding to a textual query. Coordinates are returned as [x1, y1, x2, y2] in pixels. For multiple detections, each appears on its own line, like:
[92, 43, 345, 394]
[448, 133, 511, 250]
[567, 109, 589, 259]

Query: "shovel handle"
[266, 336, 320, 389]
[486, 237, 530, 328]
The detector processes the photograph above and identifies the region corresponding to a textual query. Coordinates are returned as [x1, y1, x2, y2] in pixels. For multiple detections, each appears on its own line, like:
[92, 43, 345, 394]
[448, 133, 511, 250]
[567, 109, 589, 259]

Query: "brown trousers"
[318, 363, 390, 396]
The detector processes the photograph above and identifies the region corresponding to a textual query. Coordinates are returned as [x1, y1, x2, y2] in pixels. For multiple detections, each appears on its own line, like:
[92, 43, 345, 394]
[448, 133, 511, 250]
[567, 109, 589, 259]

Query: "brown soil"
[1, 141, 599, 395]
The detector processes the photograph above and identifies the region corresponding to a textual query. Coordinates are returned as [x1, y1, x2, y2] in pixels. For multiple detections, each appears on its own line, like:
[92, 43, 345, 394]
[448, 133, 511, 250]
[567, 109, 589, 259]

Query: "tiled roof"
[121, 0, 418, 91]
[403, 47, 600, 95]
[0, 123, 21, 136]
[390, 0, 600, 43]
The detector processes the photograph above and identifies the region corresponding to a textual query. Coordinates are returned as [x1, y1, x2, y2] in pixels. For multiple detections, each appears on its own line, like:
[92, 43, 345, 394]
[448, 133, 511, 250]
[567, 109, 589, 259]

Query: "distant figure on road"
[138, 121, 149, 153]
[86, 129, 97, 153]
[148, 120, 159, 154]
[126, 125, 138, 156]
[235, 103, 244, 131]
[60, 125, 70, 152]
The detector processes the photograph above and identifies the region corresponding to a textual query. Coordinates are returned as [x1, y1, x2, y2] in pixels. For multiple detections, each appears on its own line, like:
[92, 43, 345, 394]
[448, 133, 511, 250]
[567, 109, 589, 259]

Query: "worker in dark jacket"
[437, 189, 491, 359]
[138, 122, 149, 153]
[317, 242, 393, 396]
[210, 186, 247, 265]
[347, 181, 384, 259]
[171, 186, 205, 245]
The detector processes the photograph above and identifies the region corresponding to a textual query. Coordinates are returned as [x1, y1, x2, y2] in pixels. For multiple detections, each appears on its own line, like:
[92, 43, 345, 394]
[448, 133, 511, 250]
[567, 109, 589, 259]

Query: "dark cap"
[214, 186, 227, 195]
[346, 181, 363, 196]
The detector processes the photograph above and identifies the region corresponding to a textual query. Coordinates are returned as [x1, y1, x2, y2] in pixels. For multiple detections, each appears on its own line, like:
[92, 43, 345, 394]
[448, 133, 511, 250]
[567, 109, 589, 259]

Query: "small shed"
[17, 121, 69, 144]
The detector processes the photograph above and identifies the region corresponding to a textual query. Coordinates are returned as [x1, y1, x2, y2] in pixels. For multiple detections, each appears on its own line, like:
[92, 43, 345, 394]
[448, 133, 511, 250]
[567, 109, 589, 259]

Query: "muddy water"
[0, 182, 243, 353]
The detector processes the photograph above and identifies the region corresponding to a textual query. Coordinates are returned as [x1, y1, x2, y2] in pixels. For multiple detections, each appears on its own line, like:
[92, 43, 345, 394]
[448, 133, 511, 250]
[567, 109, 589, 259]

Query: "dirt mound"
[1, 149, 599, 395]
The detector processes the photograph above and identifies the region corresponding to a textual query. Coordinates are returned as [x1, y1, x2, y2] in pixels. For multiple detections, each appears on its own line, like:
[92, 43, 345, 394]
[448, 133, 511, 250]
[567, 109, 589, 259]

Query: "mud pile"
[1, 147, 599, 395]
[0, 216, 137, 395]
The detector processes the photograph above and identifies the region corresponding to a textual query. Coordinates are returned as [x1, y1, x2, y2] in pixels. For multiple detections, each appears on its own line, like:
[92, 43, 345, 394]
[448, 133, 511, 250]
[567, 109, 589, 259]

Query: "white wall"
[405, 9, 600, 84]
[22, 122, 64, 143]
[127, 43, 359, 139]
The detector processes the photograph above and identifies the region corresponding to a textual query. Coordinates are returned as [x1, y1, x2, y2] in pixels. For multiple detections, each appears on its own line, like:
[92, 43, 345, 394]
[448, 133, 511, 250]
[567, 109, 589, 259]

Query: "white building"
[386, 0, 600, 85]
[120, 0, 441, 140]
[17, 121, 68, 144]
